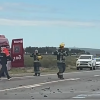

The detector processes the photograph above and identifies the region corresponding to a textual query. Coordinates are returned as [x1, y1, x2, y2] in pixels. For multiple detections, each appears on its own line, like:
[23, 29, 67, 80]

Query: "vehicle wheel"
[77, 67, 79, 70]
[90, 67, 93, 70]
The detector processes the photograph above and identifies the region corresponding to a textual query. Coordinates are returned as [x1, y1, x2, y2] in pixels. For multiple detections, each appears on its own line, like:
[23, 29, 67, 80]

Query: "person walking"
[0, 47, 12, 80]
[30, 50, 43, 76]
[55, 43, 68, 79]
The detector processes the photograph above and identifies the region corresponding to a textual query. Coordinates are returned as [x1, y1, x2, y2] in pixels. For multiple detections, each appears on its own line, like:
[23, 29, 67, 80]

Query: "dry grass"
[24, 55, 77, 67]
[9, 55, 78, 74]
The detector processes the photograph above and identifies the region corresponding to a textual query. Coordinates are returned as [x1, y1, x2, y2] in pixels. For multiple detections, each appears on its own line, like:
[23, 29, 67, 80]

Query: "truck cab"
[76, 55, 96, 70]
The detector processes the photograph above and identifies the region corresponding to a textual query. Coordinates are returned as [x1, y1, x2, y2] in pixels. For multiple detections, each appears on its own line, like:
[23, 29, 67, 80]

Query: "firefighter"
[30, 50, 43, 76]
[0, 47, 13, 80]
[55, 43, 68, 79]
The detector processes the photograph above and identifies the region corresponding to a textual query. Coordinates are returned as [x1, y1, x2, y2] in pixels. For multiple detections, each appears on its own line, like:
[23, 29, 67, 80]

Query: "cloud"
[4, 2, 44, 8]
[0, 18, 99, 27]
[4, 2, 20, 6]
[0, 2, 61, 13]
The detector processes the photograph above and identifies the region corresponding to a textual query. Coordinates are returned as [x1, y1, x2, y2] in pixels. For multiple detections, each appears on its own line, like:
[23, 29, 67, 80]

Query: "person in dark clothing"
[30, 50, 43, 76]
[0, 45, 10, 77]
[54, 43, 68, 79]
[1, 72, 5, 77]
[0, 47, 12, 80]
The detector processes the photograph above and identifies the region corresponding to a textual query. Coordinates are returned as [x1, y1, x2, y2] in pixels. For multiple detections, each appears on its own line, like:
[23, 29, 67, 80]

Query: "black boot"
[7, 76, 12, 80]
[33, 73, 37, 76]
[57, 72, 60, 78]
[59, 75, 64, 79]
[38, 73, 40, 76]
[61, 75, 64, 79]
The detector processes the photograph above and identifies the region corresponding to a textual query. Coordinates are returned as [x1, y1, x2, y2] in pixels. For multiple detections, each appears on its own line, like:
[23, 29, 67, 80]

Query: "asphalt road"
[0, 70, 100, 100]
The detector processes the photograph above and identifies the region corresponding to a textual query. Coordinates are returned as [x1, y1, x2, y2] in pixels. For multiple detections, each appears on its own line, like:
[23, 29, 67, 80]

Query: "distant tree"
[25, 46, 33, 53]
[25, 46, 86, 55]
[86, 52, 90, 54]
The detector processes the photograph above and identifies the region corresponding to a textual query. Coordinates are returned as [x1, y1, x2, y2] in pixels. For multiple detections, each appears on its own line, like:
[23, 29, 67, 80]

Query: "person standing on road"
[0, 64, 5, 77]
[0, 46, 10, 77]
[30, 50, 43, 76]
[55, 43, 68, 79]
[0, 47, 13, 80]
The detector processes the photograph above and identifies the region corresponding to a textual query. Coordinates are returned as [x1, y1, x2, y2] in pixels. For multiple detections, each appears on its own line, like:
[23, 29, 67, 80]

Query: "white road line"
[72, 94, 87, 99]
[7, 70, 100, 79]
[94, 75, 100, 77]
[72, 97, 86, 99]
[72, 93, 100, 99]
[0, 78, 80, 92]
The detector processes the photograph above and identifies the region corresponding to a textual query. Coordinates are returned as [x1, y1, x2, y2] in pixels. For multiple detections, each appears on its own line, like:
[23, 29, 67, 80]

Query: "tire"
[90, 67, 93, 70]
[77, 67, 79, 70]
[93, 67, 96, 70]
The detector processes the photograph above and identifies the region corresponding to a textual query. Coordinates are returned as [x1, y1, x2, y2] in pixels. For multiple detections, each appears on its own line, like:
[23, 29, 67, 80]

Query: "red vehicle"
[11, 38, 24, 67]
[0, 35, 24, 68]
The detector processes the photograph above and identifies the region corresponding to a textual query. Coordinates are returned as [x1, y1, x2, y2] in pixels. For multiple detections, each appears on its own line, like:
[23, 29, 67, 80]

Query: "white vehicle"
[95, 58, 100, 67]
[76, 55, 96, 70]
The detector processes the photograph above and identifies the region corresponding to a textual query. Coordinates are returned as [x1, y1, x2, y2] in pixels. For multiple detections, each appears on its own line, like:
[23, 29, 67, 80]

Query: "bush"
[24, 55, 77, 68]
[9, 55, 78, 74]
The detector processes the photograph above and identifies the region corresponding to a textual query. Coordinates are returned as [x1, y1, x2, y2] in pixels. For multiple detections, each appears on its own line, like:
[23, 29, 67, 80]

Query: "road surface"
[0, 70, 100, 100]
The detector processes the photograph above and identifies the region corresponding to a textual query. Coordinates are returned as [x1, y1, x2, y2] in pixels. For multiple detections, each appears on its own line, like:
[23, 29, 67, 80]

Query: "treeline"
[24, 46, 90, 55]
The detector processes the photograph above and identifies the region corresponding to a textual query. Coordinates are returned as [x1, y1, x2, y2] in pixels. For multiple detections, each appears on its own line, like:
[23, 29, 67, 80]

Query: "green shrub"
[9, 55, 77, 74]
[24, 55, 77, 68]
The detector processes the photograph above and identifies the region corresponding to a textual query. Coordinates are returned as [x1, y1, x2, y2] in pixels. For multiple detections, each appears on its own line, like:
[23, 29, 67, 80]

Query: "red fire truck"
[0, 35, 24, 69]
[11, 38, 24, 67]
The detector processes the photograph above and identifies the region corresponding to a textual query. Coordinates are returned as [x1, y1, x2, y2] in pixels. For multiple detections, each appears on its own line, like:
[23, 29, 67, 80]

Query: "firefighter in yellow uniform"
[55, 43, 68, 79]
[30, 50, 43, 76]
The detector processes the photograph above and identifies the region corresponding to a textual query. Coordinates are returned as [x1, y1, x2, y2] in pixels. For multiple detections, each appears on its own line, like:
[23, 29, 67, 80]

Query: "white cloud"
[1, 2, 60, 13]
[4, 2, 47, 8]
[0, 18, 99, 27]
[4, 2, 20, 6]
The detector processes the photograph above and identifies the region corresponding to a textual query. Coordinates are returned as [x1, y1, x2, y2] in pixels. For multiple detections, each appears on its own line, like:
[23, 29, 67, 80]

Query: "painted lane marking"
[72, 94, 87, 99]
[0, 78, 80, 92]
[94, 75, 100, 77]
[72, 97, 86, 99]
[72, 93, 100, 99]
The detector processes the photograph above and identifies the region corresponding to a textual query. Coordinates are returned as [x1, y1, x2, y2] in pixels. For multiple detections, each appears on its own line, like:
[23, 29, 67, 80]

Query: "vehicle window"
[79, 56, 91, 59]
[96, 59, 100, 62]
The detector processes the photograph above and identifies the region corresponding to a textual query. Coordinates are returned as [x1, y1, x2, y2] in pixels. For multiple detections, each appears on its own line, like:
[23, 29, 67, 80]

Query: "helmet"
[35, 49, 38, 53]
[59, 43, 65, 48]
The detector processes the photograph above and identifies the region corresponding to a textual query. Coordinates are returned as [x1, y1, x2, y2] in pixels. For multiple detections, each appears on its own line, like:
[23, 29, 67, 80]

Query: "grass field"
[9, 55, 78, 74]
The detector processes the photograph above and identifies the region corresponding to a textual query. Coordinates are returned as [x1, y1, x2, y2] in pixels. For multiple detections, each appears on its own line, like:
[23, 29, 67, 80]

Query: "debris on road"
[92, 89, 96, 91]
[19, 85, 23, 86]
[44, 95, 47, 97]
[45, 87, 50, 90]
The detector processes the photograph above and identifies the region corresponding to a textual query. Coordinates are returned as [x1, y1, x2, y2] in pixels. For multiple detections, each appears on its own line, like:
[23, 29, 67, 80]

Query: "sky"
[0, 0, 100, 48]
